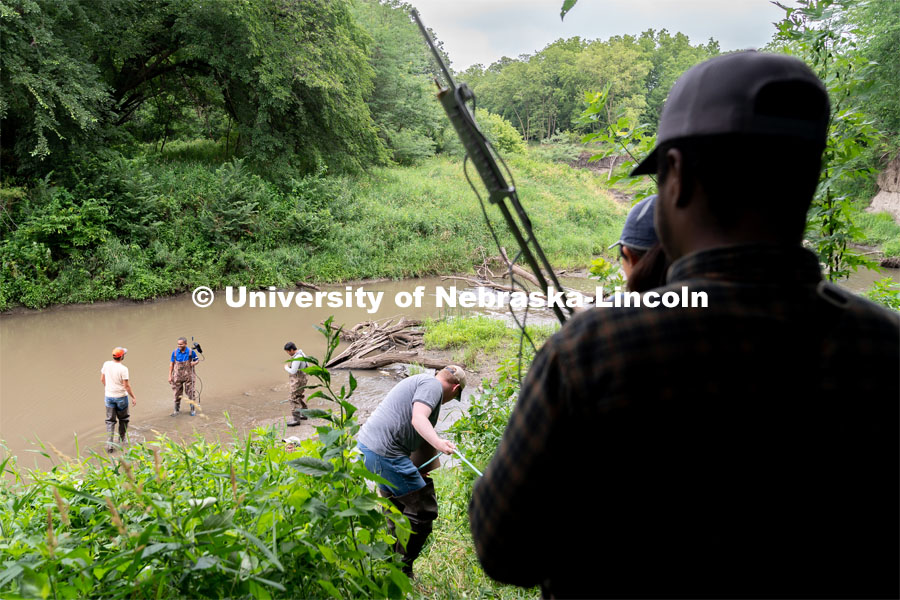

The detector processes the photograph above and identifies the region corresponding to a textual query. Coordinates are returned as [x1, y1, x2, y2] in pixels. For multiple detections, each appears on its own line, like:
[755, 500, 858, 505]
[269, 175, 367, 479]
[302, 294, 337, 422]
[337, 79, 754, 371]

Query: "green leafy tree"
[575, 35, 651, 131]
[772, 0, 880, 280]
[476, 111, 527, 154]
[0, 0, 110, 170]
[1, 0, 389, 176]
[637, 29, 720, 126]
[351, 0, 445, 165]
[852, 0, 900, 141]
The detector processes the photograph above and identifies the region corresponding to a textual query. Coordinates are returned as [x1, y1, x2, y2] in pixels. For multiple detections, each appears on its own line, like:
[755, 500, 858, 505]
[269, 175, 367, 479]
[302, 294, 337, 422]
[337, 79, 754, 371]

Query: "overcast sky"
[408, 0, 792, 71]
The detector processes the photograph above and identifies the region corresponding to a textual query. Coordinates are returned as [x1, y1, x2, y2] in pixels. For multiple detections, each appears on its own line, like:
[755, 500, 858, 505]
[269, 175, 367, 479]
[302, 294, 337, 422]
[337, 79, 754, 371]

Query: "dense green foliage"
[865, 277, 900, 311]
[770, 0, 885, 280]
[0, 147, 622, 311]
[0, 320, 414, 598]
[0, 0, 389, 175]
[351, 0, 447, 165]
[424, 315, 554, 368]
[560, 0, 900, 281]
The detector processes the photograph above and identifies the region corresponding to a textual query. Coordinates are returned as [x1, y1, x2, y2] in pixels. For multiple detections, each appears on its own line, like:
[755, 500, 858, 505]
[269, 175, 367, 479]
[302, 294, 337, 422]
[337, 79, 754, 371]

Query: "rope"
[453, 449, 483, 477]
[416, 447, 483, 477]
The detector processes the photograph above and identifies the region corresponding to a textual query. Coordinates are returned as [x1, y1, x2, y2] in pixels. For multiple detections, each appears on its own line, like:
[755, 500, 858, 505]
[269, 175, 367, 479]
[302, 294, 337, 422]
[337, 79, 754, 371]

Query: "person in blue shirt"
[168, 337, 199, 416]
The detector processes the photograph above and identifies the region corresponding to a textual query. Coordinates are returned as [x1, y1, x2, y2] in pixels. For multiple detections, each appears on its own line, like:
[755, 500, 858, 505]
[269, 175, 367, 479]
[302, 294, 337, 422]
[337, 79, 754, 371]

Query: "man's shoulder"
[821, 282, 899, 323]
[557, 299, 678, 348]
[408, 373, 442, 393]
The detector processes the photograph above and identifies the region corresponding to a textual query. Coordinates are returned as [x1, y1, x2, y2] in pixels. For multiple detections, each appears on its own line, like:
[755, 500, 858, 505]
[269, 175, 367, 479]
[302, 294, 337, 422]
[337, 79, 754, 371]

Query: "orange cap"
[112, 347, 127, 359]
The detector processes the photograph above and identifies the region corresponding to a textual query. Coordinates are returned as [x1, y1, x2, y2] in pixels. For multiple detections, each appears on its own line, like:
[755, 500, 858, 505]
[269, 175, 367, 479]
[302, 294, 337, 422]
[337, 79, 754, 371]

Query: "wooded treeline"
[0, 0, 726, 179]
[458, 30, 719, 141]
[0, 0, 443, 175]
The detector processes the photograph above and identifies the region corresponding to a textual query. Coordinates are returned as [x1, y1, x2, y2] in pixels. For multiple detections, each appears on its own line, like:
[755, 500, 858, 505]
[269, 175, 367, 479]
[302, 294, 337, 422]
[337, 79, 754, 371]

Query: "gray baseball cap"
[608, 195, 658, 252]
[632, 51, 829, 176]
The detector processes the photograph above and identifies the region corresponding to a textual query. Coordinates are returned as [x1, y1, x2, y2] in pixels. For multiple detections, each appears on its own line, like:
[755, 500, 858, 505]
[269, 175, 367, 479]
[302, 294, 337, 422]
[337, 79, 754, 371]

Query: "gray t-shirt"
[357, 374, 443, 458]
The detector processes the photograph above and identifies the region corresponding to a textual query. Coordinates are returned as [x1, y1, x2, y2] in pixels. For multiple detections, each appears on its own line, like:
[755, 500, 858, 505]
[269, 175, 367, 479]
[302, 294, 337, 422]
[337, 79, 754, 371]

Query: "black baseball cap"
[631, 51, 829, 176]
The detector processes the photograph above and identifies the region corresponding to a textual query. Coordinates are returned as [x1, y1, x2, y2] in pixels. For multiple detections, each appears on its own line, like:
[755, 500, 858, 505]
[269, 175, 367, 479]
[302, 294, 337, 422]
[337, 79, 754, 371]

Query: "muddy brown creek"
[0, 267, 894, 470]
[1, 277, 537, 470]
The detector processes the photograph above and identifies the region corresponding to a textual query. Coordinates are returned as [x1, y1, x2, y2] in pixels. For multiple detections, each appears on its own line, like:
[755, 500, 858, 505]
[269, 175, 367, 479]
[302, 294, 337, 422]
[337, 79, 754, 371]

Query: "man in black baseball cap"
[471, 51, 899, 598]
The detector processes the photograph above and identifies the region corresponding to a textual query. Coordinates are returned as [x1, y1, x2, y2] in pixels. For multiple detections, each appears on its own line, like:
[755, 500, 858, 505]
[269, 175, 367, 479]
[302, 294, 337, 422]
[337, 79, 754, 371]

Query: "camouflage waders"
[171, 360, 195, 413]
[289, 370, 308, 422]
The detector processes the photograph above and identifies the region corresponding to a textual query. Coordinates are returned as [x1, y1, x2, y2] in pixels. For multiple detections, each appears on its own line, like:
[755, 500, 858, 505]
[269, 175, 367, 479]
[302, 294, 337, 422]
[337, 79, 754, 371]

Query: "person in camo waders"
[168, 337, 199, 416]
[283, 342, 309, 426]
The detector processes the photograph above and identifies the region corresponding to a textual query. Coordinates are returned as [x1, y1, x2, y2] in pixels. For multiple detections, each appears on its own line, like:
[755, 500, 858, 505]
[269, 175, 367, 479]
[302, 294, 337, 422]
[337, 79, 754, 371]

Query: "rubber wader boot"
[116, 406, 128, 441]
[105, 406, 118, 453]
[386, 477, 439, 577]
[287, 410, 307, 427]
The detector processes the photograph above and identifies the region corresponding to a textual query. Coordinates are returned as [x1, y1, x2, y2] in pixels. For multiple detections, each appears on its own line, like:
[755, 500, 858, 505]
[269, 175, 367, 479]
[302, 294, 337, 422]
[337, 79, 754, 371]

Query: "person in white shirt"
[100, 347, 137, 453]
[283, 342, 308, 427]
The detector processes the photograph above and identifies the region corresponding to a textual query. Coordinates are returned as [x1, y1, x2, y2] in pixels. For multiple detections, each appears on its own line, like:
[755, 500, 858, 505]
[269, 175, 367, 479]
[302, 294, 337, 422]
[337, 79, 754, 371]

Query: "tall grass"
[424, 315, 556, 368]
[853, 211, 900, 256]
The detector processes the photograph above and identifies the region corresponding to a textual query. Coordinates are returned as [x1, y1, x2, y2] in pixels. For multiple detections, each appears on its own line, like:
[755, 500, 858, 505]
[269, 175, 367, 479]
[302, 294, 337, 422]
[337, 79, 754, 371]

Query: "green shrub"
[884, 238, 900, 257]
[199, 160, 263, 246]
[476, 112, 527, 155]
[385, 128, 437, 166]
[865, 277, 900, 311]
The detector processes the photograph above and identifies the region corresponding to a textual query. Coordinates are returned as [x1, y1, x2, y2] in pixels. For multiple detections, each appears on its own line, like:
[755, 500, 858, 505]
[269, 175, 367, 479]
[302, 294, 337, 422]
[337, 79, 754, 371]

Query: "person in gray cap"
[470, 51, 899, 598]
[608, 194, 668, 292]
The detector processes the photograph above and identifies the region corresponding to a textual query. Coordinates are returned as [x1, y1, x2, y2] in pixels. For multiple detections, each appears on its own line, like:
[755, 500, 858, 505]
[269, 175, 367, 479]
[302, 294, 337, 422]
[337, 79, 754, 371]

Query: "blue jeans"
[104, 396, 129, 438]
[357, 442, 425, 496]
[105, 396, 128, 410]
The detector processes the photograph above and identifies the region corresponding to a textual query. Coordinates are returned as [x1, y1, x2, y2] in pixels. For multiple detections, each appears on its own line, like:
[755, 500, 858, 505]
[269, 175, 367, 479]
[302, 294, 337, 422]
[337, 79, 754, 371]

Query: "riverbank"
[0, 147, 624, 312]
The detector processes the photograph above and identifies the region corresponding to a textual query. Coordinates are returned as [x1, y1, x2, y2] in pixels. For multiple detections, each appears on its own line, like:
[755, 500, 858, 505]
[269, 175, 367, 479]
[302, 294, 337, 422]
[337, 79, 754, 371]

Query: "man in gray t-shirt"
[356, 365, 466, 576]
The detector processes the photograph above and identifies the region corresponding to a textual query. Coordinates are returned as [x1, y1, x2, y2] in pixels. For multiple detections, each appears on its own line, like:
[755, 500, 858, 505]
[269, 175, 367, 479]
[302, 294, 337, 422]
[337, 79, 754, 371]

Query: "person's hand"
[435, 439, 456, 455]
[131, 398, 137, 407]
[168, 376, 173, 384]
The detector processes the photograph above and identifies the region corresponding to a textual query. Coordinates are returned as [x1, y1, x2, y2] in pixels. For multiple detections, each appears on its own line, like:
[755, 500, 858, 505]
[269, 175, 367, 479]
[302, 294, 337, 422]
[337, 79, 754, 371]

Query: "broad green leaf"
[286, 457, 333, 476]
[191, 555, 219, 571]
[238, 529, 285, 572]
[317, 579, 343, 600]
[560, 0, 578, 20]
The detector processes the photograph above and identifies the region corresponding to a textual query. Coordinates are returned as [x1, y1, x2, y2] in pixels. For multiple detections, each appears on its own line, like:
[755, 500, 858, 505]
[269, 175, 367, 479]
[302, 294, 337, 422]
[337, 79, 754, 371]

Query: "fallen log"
[335, 351, 449, 371]
[440, 275, 517, 293]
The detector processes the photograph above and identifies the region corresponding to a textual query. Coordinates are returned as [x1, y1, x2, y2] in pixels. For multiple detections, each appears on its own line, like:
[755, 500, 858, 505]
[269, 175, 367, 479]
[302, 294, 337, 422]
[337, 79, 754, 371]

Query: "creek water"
[0, 278, 514, 470]
[0, 267, 896, 470]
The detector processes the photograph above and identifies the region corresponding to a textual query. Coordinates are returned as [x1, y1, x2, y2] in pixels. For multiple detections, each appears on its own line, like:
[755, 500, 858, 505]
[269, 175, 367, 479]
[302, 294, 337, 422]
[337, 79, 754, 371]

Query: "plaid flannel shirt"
[470, 244, 899, 599]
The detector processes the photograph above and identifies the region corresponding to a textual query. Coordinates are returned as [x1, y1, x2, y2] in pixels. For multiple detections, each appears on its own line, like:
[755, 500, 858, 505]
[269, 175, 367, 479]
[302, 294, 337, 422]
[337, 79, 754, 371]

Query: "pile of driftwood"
[325, 317, 448, 370]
